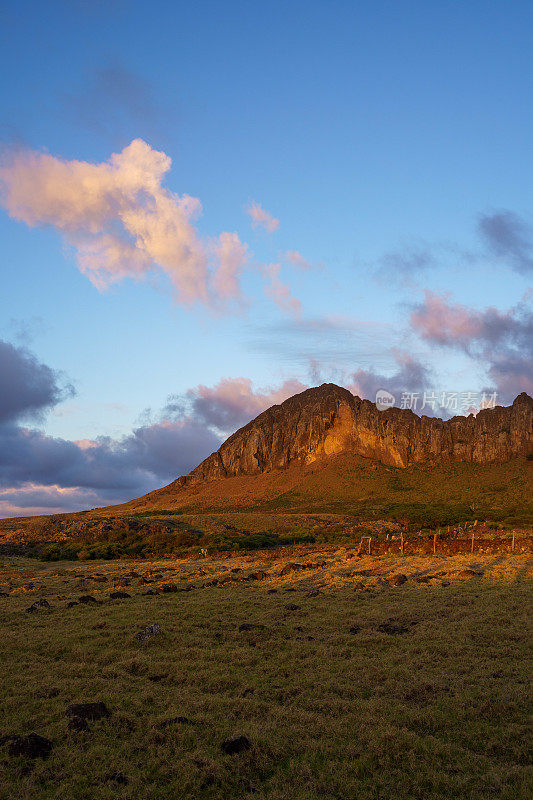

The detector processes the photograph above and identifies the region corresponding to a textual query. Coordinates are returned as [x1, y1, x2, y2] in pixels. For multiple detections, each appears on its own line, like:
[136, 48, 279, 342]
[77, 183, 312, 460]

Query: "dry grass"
[0, 549, 531, 800]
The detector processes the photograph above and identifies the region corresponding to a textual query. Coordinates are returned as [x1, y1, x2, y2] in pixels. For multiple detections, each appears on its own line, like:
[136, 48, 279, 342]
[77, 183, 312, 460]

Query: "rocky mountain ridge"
[174, 384, 533, 488]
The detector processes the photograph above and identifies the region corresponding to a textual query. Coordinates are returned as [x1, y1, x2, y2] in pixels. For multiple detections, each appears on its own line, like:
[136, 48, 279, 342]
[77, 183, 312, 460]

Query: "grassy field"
[0, 549, 531, 799]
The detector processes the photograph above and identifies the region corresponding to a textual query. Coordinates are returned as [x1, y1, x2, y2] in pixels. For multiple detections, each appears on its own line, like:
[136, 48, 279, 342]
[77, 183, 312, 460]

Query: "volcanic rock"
[172, 385, 533, 486]
[66, 702, 110, 721]
[221, 734, 251, 755]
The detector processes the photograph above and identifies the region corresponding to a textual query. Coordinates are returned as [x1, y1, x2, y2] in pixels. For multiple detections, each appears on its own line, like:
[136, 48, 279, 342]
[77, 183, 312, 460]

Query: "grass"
[0, 551, 531, 799]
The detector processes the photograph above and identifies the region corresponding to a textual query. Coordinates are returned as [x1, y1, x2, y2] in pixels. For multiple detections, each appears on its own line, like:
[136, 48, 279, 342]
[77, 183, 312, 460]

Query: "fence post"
[400, 532, 404, 555]
[512, 531, 515, 552]
[471, 530, 475, 553]
[433, 531, 438, 555]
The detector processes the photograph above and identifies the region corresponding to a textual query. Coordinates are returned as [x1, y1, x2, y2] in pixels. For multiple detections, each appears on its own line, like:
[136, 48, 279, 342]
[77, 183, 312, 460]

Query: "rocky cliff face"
[175, 384, 533, 487]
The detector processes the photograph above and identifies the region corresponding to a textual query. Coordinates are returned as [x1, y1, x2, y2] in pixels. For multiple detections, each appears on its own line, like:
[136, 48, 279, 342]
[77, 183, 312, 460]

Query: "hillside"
[1, 386, 532, 558]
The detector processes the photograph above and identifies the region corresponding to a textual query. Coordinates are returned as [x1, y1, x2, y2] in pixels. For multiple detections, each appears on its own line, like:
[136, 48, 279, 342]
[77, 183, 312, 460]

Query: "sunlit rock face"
[175, 384, 533, 486]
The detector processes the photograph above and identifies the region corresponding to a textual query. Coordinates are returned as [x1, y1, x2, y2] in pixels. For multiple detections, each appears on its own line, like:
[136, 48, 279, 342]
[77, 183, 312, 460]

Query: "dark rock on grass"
[67, 601, 79, 608]
[7, 733, 53, 759]
[280, 563, 305, 576]
[66, 702, 110, 721]
[284, 587, 296, 592]
[148, 673, 168, 682]
[0, 591, 9, 597]
[377, 622, 410, 635]
[249, 571, 268, 581]
[306, 588, 321, 597]
[106, 771, 128, 785]
[68, 715, 90, 733]
[239, 623, 266, 632]
[161, 583, 178, 593]
[109, 591, 131, 599]
[284, 603, 301, 611]
[26, 598, 51, 613]
[349, 625, 361, 635]
[135, 623, 162, 643]
[230, 568, 242, 573]
[78, 595, 99, 604]
[158, 716, 194, 728]
[267, 588, 278, 594]
[389, 574, 407, 586]
[459, 569, 483, 577]
[221, 734, 251, 755]
[142, 589, 156, 596]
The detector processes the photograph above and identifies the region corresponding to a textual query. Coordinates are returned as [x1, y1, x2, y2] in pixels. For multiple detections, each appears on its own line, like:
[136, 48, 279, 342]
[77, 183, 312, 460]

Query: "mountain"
[124, 384, 533, 513]
[177, 385, 532, 483]
[2, 386, 531, 552]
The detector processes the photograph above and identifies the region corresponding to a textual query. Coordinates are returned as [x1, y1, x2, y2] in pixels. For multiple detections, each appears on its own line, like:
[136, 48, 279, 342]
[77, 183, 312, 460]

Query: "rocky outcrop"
[174, 385, 533, 487]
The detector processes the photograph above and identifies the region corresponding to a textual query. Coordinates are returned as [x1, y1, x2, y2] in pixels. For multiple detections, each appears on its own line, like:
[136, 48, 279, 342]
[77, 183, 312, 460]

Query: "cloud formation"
[479, 210, 533, 275]
[246, 201, 280, 233]
[283, 250, 312, 270]
[0, 139, 249, 309]
[410, 291, 533, 400]
[262, 263, 302, 318]
[185, 377, 307, 433]
[348, 350, 432, 404]
[64, 63, 170, 145]
[0, 340, 73, 424]
[375, 244, 437, 283]
[0, 341, 309, 515]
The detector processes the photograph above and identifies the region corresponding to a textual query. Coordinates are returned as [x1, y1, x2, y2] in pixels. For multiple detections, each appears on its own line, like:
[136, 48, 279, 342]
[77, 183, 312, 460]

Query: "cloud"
[262, 263, 302, 318]
[246, 201, 280, 233]
[248, 315, 403, 372]
[348, 350, 433, 403]
[184, 377, 308, 433]
[0, 341, 311, 515]
[0, 139, 249, 310]
[479, 210, 533, 275]
[64, 63, 170, 144]
[375, 244, 437, 283]
[0, 339, 74, 424]
[410, 291, 533, 400]
[283, 250, 312, 270]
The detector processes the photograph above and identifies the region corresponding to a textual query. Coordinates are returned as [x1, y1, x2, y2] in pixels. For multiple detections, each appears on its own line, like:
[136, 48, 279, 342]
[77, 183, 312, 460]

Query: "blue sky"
[0, 0, 531, 515]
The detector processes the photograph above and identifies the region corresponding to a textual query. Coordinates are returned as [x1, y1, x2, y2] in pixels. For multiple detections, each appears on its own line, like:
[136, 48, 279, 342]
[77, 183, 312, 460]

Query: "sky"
[0, 0, 532, 516]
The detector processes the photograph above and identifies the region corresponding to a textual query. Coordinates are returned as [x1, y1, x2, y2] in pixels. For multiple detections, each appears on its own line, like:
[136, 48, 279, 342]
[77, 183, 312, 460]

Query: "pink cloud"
[0, 139, 249, 309]
[188, 377, 307, 432]
[262, 263, 302, 318]
[246, 201, 280, 233]
[211, 232, 249, 310]
[410, 291, 533, 401]
[284, 250, 312, 270]
[410, 291, 482, 345]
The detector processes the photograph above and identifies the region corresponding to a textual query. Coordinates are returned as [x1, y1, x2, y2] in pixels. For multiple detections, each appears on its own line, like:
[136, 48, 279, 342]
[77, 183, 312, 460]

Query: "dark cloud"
[375, 244, 437, 283]
[479, 210, 533, 275]
[349, 351, 432, 403]
[410, 292, 533, 402]
[63, 62, 173, 145]
[0, 339, 74, 424]
[0, 338, 222, 515]
[0, 419, 221, 497]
